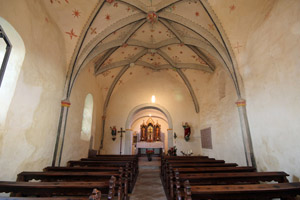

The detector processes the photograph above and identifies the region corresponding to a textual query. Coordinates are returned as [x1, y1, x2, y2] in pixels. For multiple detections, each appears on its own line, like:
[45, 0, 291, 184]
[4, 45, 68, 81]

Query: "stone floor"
[129, 157, 167, 200]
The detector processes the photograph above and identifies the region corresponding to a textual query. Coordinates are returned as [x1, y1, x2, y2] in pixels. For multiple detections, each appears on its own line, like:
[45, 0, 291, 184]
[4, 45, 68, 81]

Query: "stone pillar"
[125, 129, 133, 154]
[52, 99, 70, 166]
[167, 129, 173, 149]
[236, 99, 256, 168]
[98, 115, 106, 154]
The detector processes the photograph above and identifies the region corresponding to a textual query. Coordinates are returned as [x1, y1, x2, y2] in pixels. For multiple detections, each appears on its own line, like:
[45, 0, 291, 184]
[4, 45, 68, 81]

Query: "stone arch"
[124, 103, 174, 154]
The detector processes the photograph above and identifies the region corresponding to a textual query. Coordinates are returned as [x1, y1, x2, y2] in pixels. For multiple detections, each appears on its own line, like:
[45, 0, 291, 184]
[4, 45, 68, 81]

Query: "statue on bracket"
[182, 122, 191, 141]
[110, 126, 117, 141]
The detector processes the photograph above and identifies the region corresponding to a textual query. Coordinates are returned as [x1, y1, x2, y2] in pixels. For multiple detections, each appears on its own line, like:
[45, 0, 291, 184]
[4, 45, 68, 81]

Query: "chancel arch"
[124, 103, 173, 154]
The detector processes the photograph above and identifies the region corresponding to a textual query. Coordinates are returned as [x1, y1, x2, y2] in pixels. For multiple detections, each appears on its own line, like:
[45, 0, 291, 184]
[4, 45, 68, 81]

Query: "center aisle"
[130, 157, 167, 200]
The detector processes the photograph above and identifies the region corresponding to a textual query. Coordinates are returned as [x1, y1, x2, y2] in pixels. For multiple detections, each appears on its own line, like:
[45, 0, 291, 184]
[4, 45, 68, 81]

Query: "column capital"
[236, 99, 246, 107]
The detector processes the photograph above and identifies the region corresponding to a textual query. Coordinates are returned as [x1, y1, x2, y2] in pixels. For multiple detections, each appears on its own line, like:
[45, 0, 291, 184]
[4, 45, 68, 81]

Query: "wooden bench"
[164, 166, 256, 196]
[0, 198, 89, 200]
[80, 158, 139, 179]
[170, 171, 289, 199]
[16, 171, 127, 199]
[161, 163, 238, 183]
[0, 176, 120, 199]
[161, 159, 228, 183]
[180, 181, 300, 200]
[65, 161, 136, 192]
[43, 166, 134, 194]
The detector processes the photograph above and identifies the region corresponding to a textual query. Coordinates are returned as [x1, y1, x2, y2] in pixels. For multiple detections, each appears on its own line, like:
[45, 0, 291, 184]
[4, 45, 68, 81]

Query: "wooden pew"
[161, 159, 228, 183]
[171, 171, 289, 199]
[16, 170, 127, 199]
[164, 166, 256, 196]
[0, 189, 100, 200]
[162, 156, 209, 160]
[0, 176, 120, 199]
[65, 161, 136, 192]
[80, 157, 139, 179]
[43, 166, 134, 194]
[161, 162, 238, 183]
[180, 181, 300, 200]
[0, 198, 88, 200]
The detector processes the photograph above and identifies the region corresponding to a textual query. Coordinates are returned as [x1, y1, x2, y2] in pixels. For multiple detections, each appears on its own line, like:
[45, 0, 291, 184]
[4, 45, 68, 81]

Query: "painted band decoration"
[61, 99, 71, 107]
[236, 99, 246, 107]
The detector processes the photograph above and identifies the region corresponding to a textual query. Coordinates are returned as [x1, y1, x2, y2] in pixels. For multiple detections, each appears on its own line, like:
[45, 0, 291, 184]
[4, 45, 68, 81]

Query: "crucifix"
[118, 128, 126, 155]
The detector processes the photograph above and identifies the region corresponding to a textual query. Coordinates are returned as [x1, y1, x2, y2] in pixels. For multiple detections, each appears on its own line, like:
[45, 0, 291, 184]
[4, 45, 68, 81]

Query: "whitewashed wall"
[101, 67, 201, 156]
[60, 63, 104, 165]
[0, 1, 66, 181]
[210, 0, 300, 180]
[237, 1, 300, 181]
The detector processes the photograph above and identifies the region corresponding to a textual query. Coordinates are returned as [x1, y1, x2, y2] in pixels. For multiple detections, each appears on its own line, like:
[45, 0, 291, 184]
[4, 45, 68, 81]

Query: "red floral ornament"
[147, 12, 158, 24]
[106, 0, 114, 4]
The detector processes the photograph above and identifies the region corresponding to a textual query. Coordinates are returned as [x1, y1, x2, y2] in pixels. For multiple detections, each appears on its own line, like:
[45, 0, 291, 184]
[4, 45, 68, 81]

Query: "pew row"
[0, 176, 120, 200]
[171, 171, 290, 199]
[179, 181, 300, 200]
[16, 170, 128, 199]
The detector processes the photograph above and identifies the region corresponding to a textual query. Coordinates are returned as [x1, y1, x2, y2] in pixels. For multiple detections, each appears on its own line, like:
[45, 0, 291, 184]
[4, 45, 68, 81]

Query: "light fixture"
[151, 95, 156, 103]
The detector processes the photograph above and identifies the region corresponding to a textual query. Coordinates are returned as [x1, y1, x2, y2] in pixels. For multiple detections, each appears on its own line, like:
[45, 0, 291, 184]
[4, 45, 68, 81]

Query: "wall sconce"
[151, 95, 156, 103]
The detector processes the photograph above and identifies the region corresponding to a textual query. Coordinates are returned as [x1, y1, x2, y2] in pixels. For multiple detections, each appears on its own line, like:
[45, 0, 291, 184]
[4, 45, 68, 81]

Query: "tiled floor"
[130, 157, 167, 200]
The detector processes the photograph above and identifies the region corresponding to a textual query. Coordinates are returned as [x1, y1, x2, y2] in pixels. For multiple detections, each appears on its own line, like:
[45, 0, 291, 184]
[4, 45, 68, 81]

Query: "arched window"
[81, 93, 93, 141]
[0, 17, 25, 126]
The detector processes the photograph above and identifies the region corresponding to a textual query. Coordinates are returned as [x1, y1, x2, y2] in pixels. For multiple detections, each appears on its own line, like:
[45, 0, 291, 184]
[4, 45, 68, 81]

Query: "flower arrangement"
[168, 146, 177, 156]
[146, 149, 154, 154]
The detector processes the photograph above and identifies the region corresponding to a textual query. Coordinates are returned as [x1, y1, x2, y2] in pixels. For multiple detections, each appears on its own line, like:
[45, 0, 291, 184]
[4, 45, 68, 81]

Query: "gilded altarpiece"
[140, 117, 161, 142]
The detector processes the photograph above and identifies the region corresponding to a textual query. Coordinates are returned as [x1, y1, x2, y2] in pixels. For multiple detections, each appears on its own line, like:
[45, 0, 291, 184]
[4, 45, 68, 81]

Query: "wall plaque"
[201, 127, 212, 149]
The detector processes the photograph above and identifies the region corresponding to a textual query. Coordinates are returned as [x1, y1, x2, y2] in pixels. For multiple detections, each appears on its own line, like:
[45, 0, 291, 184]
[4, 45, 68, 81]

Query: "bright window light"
[151, 95, 156, 103]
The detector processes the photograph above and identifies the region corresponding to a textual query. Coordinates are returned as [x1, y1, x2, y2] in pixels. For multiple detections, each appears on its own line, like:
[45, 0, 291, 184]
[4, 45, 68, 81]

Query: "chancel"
[137, 117, 164, 156]
[0, 0, 300, 200]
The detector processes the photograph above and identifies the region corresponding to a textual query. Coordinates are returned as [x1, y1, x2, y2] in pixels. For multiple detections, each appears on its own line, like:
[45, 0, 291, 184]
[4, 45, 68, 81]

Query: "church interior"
[0, 0, 300, 199]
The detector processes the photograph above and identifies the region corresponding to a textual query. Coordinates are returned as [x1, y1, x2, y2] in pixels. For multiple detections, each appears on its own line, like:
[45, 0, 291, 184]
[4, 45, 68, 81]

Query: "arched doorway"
[124, 103, 173, 155]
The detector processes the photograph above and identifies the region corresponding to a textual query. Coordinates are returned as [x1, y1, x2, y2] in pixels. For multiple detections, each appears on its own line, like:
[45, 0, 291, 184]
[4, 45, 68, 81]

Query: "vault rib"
[103, 49, 148, 114]
[159, 18, 215, 71]
[95, 47, 118, 72]
[177, 69, 200, 113]
[97, 61, 213, 74]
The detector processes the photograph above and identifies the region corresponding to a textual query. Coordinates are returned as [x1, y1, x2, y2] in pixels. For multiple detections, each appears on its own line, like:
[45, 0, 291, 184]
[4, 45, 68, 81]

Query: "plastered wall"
[210, 0, 300, 180]
[60, 63, 104, 165]
[188, 68, 246, 166]
[0, 0, 66, 180]
[101, 68, 202, 155]
[236, 1, 300, 180]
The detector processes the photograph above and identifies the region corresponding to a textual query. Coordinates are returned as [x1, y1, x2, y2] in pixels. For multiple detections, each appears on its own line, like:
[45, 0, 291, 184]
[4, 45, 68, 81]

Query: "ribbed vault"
[62, 0, 241, 114]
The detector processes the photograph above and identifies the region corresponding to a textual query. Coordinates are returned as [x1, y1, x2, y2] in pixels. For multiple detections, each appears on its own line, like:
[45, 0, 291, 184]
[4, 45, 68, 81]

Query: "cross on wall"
[234, 42, 243, 54]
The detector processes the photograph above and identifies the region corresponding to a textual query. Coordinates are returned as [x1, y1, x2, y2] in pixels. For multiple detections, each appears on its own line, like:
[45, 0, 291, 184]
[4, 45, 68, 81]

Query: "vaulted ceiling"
[43, 0, 274, 113]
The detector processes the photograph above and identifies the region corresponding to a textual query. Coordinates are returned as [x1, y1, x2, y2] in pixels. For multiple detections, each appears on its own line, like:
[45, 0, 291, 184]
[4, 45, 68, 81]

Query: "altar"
[135, 117, 164, 156]
[136, 141, 164, 156]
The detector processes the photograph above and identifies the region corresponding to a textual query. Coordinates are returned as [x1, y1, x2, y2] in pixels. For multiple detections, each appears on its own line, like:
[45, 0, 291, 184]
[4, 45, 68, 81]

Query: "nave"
[0, 153, 300, 200]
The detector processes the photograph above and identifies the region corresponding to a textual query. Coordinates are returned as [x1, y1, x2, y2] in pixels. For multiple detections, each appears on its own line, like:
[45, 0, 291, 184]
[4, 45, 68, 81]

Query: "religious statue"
[182, 122, 191, 141]
[147, 126, 153, 142]
[141, 126, 146, 141]
[155, 125, 160, 141]
[110, 126, 117, 141]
